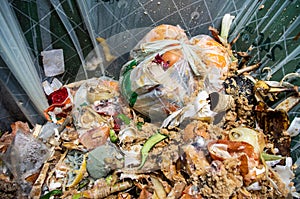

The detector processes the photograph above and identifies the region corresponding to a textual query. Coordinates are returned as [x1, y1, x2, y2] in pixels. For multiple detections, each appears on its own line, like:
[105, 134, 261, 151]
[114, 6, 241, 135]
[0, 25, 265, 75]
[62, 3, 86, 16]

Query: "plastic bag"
[120, 58, 194, 121]
[190, 35, 232, 92]
[72, 77, 125, 130]
[120, 25, 233, 121]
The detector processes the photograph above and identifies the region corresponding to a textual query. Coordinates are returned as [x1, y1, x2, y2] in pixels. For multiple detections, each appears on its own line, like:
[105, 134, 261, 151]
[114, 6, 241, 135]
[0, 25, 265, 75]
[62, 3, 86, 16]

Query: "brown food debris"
[198, 160, 243, 198]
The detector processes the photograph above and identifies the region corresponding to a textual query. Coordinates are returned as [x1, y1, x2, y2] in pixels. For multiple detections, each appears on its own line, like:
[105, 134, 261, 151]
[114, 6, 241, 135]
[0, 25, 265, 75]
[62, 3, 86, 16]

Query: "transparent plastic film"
[120, 25, 234, 121]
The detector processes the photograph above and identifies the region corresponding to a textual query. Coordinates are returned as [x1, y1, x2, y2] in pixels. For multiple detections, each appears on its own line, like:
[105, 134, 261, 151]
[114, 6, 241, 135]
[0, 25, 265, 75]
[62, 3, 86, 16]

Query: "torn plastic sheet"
[41, 49, 65, 77]
[2, 130, 50, 194]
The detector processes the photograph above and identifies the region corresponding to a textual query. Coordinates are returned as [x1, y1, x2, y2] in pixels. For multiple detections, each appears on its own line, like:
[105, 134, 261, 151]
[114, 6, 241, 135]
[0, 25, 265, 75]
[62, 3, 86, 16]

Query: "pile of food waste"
[0, 15, 300, 199]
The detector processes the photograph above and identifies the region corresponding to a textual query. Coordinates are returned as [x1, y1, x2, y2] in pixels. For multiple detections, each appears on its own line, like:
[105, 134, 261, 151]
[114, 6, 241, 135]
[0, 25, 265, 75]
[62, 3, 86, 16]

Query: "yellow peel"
[67, 154, 88, 188]
[151, 176, 167, 199]
[96, 37, 116, 62]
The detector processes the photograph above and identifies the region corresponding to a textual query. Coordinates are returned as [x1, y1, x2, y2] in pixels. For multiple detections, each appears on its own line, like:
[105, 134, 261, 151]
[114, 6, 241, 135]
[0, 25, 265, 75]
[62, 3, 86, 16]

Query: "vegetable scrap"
[138, 132, 168, 170]
[0, 14, 300, 199]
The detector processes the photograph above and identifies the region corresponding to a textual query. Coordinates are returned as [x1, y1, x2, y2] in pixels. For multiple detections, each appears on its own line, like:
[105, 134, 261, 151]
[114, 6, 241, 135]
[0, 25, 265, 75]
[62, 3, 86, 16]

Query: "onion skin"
[207, 140, 259, 161]
[229, 127, 265, 154]
[161, 49, 183, 68]
[191, 35, 231, 69]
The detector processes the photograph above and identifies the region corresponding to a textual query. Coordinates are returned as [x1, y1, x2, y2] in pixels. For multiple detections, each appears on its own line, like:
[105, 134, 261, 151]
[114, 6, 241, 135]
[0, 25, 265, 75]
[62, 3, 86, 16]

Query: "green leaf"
[117, 114, 131, 125]
[78, 178, 90, 189]
[261, 151, 285, 161]
[136, 122, 144, 131]
[40, 190, 62, 199]
[109, 129, 118, 143]
[138, 132, 168, 169]
[80, 102, 88, 107]
[105, 175, 113, 185]
[129, 92, 138, 107]
[72, 193, 81, 199]
[122, 60, 137, 75]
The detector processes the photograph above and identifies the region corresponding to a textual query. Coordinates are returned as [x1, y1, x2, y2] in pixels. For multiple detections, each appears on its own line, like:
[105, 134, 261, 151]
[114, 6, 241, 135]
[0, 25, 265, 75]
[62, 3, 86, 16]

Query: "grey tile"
[233, 0, 245, 10]
[189, 22, 212, 36]
[0, 80, 29, 132]
[120, 7, 154, 30]
[4, 76, 26, 96]
[26, 114, 46, 126]
[98, 22, 127, 39]
[174, 0, 203, 10]
[110, 34, 138, 56]
[205, 0, 235, 20]
[156, 12, 186, 29]
[138, 0, 153, 6]
[143, 0, 177, 23]
[179, 1, 211, 34]
[13, 94, 30, 108]
[132, 27, 153, 41]
[88, 3, 120, 34]
[105, 52, 129, 80]
[103, 0, 142, 19]
[0, 67, 11, 85]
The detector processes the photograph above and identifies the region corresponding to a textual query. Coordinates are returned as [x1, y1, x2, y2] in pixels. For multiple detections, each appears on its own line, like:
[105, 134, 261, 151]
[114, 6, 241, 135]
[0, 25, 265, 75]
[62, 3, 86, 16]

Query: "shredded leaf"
[260, 153, 280, 192]
[80, 102, 88, 107]
[280, 72, 300, 86]
[106, 175, 114, 185]
[122, 60, 137, 75]
[72, 193, 81, 199]
[129, 92, 138, 107]
[261, 151, 285, 161]
[117, 114, 131, 125]
[109, 129, 118, 143]
[262, 67, 272, 80]
[78, 178, 90, 190]
[138, 132, 168, 169]
[220, 13, 235, 42]
[136, 122, 144, 131]
[40, 190, 62, 199]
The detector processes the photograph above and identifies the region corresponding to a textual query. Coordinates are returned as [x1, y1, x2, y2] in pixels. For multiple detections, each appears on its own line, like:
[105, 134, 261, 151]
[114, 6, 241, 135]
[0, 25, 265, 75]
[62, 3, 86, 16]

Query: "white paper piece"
[42, 78, 63, 95]
[287, 117, 300, 137]
[51, 78, 63, 90]
[42, 49, 65, 77]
